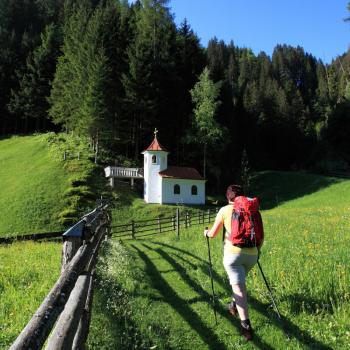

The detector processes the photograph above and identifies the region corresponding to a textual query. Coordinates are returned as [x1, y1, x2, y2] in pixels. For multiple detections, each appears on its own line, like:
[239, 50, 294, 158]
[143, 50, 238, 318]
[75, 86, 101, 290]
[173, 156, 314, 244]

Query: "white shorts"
[223, 252, 258, 285]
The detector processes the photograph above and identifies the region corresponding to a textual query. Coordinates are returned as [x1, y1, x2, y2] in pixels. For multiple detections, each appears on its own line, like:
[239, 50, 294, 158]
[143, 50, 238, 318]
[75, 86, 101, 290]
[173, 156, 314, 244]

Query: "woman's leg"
[231, 283, 249, 320]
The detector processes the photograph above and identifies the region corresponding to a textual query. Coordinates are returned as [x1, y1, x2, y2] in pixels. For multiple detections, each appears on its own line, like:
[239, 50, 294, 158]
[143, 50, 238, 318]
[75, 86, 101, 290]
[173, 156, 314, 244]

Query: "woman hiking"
[204, 184, 264, 341]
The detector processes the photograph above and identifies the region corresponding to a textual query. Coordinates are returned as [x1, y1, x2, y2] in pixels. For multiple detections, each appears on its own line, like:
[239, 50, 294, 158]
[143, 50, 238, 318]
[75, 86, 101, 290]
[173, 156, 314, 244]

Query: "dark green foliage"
[0, 0, 64, 134]
[8, 24, 60, 132]
[122, 0, 178, 159]
[1, 0, 350, 192]
[324, 101, 350, 163]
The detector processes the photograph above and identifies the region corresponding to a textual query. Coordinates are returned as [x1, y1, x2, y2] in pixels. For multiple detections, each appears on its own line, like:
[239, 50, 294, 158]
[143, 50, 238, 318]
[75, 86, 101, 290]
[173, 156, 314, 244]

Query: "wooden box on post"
[61, 220, 85, 272]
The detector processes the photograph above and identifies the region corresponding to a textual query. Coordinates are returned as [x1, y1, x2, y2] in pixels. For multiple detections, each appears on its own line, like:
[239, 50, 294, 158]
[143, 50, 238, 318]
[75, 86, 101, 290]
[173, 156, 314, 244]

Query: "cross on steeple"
[154, 128, 158, 139]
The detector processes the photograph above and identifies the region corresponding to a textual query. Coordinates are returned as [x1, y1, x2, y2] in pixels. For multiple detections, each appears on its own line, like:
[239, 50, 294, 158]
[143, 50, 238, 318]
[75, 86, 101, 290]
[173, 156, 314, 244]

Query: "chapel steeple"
[143, 128, 168, 152]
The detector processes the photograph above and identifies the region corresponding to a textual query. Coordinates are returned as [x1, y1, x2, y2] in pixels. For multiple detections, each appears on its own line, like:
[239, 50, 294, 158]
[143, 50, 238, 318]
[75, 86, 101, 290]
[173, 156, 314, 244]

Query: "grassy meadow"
[0, 133, 105, 348]
[0, 135, 68, 236]
[0, 241, 61, 349]
[88, 172, 350, 349]
[0, 133, 105, 237]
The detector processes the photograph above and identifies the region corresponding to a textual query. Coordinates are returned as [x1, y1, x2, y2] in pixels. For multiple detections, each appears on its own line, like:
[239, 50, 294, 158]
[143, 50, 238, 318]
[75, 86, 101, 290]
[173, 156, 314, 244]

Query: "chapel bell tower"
[141, 129, 169, 203]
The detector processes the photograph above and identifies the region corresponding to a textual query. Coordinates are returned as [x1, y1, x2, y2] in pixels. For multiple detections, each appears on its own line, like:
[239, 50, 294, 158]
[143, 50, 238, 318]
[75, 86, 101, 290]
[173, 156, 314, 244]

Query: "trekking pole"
[257, 260, 281, 319]
[205, 227, 218, 325]
[257, 260, 291, 340]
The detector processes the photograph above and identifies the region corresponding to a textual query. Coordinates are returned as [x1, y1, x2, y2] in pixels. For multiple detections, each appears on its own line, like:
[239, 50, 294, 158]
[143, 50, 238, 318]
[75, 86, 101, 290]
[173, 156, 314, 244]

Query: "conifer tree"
[49, 0, 119, 147]
[122, 0, 177, 158]
[8, 24, 60, 132]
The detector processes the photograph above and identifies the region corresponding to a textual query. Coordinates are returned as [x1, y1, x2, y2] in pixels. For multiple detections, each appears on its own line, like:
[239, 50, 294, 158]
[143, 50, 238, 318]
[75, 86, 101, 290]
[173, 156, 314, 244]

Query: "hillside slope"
[0, 135, 69, 236]
[0, 133, 106, 237]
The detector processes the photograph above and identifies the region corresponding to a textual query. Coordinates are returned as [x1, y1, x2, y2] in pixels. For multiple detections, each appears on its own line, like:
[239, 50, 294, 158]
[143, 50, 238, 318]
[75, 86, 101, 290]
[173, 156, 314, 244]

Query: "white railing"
[104, 166, 144, 179]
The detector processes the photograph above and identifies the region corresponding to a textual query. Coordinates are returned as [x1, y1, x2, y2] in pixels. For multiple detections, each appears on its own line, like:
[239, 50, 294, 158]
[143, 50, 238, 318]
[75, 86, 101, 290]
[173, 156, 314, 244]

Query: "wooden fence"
[10, 203, 111, 350]
[111, 207, 219, 239]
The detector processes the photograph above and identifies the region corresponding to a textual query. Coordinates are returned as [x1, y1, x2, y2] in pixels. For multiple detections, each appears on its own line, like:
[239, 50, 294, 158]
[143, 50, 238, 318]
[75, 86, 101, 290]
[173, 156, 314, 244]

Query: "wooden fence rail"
[10, 203, 111, 350]
[111, 207, 219, 239]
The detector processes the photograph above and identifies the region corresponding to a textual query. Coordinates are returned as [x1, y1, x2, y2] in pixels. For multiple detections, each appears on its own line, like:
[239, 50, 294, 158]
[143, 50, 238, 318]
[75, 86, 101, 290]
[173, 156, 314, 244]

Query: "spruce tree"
[8, 24, 60, 131]
[122, 0, 177, 159]
[49, 0, 119, 147]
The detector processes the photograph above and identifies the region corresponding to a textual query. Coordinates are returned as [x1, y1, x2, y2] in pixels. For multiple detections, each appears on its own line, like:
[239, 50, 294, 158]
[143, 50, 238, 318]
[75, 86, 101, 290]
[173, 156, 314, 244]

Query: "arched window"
[152, 155, 157, 164]
[174, 184, 180, 194]
[191, 185, 198, 195]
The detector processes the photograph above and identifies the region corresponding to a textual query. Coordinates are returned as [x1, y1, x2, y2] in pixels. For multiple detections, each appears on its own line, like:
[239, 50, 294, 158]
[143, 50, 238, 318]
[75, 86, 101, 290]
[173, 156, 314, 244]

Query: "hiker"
[204, 184, 264, 341]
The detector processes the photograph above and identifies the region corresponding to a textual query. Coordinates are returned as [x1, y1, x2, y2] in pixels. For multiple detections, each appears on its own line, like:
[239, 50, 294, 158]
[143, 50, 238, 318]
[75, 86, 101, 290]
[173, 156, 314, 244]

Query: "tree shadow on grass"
[89, 277, 159, 349]
[280, 292, 334, 316]
[140, 243, 274, 350]
[150, 241, 333, 350]
[249, 171, 341, 210]
[130, 243, 227, 350]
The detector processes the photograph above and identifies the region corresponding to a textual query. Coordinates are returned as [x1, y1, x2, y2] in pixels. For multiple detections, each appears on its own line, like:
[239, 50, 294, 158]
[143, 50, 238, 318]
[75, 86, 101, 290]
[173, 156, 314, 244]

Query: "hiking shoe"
[240, 321, 253, 341]
[227, 301, 238, 317]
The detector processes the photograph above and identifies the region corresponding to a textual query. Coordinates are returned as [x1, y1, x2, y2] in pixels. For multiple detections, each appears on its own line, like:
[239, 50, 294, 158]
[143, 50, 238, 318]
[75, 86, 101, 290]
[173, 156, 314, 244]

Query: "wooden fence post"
[188, 212, 191, 227]
[208, 209, 211, 223]
[202, 211, 204, 224]
[131, 220, 135, 239]
[176, 208, 180, 239]
[172, 215, 176, 230]
[158, 216, 162, 233]
[61, 237, 83, 273]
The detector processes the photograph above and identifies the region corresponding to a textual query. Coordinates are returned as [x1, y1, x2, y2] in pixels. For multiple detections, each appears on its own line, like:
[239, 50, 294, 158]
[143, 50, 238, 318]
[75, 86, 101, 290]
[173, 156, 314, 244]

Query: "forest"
[1, 0, 350, 191]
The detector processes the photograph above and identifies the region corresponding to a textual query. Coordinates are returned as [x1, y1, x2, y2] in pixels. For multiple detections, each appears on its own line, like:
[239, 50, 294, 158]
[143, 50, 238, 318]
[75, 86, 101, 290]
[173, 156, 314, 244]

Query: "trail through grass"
[88, 172, 350, 349]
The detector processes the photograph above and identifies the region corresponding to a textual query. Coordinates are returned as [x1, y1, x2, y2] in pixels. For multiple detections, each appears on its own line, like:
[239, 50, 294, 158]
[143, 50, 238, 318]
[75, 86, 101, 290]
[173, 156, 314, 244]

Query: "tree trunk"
[203, 143, 207, 179]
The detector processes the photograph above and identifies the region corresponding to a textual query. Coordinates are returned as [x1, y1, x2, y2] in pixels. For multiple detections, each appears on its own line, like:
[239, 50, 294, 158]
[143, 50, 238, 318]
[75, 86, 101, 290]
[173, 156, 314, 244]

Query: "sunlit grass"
[89, 171, 350, 349]
[0, 241, 61, 349]
[0, 135, 68, 236]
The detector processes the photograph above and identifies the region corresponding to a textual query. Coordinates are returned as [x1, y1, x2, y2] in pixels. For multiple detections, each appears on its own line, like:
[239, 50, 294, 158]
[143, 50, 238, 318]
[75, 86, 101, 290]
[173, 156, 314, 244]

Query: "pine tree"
[49, 0, 118, 145]
[0, 0, 54, 134]
[8, 24, 60, 132]
[122, 0, 177, 159]
[174, 19, 205, 163]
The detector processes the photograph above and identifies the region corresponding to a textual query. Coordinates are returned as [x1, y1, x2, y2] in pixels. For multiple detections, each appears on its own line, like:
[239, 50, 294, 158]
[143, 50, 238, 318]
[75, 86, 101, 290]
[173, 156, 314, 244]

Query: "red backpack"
[228, 196, 264, 247]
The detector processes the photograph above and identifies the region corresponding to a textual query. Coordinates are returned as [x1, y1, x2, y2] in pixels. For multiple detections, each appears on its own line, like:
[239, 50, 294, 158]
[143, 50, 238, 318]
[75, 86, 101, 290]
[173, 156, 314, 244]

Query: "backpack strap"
[222, 225, 225, 245]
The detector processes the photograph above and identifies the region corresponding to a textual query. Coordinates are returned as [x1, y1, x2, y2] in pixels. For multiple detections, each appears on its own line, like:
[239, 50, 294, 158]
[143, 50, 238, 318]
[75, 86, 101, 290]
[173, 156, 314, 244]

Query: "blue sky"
[167, 0, 350, 63]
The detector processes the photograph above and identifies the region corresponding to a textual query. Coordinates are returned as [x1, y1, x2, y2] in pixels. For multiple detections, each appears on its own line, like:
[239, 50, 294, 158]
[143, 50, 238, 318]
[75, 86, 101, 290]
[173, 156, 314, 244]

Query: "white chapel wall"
[161, 178, 205, 204]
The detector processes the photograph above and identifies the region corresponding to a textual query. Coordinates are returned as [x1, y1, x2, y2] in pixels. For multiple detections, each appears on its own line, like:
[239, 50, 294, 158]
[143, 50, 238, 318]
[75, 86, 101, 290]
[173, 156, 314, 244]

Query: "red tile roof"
[143, 137, 168, 152]
[159, 166, 205, 180]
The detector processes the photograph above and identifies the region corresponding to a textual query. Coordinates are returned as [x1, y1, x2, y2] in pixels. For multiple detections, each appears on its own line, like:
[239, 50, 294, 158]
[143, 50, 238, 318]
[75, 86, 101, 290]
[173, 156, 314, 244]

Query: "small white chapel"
[142, 130, 206, 205]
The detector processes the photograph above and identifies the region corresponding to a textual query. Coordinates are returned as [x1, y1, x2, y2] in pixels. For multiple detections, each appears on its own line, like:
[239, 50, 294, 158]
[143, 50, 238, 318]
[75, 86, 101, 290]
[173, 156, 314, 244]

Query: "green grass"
[88, 171, 350, 349]
[0, 133, 106, 236]
[110, 183, 216, 227]
[0, 135, 69, 236]
[0, 241, 61, 349]
[0, 133, 107, 349]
